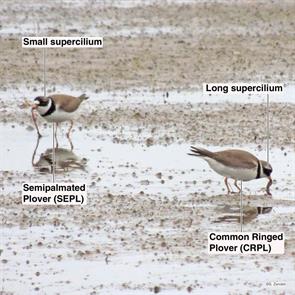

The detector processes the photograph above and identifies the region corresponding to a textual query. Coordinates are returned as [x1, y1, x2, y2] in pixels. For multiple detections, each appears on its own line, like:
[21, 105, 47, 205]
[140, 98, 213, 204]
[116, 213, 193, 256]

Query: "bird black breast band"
[256, 161, 261, 179]
[41, 98, 56, 117]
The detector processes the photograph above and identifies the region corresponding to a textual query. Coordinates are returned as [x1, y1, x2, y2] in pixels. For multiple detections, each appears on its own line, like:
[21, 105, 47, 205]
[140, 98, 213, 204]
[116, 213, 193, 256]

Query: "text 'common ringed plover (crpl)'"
[188, 146, 273, 195]
[31, 94, 89, 138]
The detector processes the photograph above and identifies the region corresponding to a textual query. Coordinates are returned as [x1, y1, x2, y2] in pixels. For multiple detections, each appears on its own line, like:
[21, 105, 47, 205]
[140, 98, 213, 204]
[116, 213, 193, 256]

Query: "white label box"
[22, 37, 103, 48]
[208, 232, 284, 254]
[22, 183, 87, 205]
[203, 83, 284, 94]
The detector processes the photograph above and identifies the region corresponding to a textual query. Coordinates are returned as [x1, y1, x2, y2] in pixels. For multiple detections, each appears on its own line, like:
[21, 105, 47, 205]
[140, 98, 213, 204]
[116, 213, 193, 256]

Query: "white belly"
[205, 158, 257, 181]
[42, 109, 76, 123]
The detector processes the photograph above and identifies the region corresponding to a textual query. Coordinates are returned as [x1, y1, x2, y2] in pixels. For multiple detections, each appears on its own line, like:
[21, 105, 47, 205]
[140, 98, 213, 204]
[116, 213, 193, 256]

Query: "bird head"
[260, 160, 273, 178]
[259, 160, 273, 196]
[32, 96, 49, 109]
[32, 96, 52, 116]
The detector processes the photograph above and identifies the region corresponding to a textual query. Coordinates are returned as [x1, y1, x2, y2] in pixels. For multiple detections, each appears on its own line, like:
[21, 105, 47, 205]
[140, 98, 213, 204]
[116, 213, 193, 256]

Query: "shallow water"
[1, 124, 294, 200]
[1, 84, 295, 104]
[1, 128, 294, 293]
[2, 222, 294, 294]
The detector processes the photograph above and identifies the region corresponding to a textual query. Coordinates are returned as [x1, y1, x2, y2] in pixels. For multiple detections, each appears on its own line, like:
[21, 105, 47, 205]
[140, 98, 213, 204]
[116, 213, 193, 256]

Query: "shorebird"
[31, 94, 88, 139]
[188, 146, 273, 195]
[33, 147, 87, 173]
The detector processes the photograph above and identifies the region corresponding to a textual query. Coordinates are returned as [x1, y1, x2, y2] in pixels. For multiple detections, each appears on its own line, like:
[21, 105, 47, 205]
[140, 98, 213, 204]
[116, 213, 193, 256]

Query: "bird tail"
[188, 146, 214, 158]
[79, 94, 89, 100]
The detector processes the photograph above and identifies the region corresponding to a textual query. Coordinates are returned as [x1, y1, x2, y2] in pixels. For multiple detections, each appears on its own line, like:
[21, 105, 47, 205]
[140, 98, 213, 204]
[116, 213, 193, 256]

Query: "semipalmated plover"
[188, 146, 273, 195]
[31, 94, 88, 137]
[33, 147, 87, 173]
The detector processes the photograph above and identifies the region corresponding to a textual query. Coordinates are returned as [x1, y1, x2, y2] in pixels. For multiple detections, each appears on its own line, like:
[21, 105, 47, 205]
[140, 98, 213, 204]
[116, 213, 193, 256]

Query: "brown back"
[213, 150, 259, 169]
[51, 94, 85, 113]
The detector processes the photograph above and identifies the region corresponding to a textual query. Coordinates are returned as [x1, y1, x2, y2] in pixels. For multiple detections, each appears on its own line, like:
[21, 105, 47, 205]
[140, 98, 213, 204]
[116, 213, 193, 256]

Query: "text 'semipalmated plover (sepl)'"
[32, 94, 89, 137]
[188, 146, 273, 195]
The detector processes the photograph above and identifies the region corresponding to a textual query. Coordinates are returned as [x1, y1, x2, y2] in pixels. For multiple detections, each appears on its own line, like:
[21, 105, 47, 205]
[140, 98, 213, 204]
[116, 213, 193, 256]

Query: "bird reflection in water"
[32, 136, 87, 173]
[213, 205, 272, 224]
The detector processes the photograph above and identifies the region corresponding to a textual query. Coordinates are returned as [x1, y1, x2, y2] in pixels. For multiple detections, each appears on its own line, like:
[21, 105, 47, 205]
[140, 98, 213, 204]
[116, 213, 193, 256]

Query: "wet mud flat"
[1, 92, 295, 294]
[1, 178, 295, 294]
[1, 0, 295, 293]
[1, 0, 295, 89]
[1, 90, 295, 148]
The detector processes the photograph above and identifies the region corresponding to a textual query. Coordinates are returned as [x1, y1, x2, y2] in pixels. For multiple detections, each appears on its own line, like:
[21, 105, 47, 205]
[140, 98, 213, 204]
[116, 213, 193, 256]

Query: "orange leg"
[68, 135, 74, 151]
[31, 108, 42, 137]
[31, 135, 41, 167]
[67, 120, 74, 138]
[224, 177, 231, 194]
[234, 180, 241, 193]
[54, 123, 59, 148]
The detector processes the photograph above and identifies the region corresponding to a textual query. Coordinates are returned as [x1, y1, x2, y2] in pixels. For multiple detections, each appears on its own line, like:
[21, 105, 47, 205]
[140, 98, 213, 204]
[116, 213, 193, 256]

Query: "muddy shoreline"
[1, 0, 295, 294]
[1, 1, 295, 89]
[1, 97, 295, 148]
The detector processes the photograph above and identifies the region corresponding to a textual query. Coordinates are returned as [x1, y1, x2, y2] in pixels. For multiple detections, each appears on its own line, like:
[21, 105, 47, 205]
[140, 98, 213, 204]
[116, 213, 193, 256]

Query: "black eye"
[263, 167, 272, 176]
[34, 97, 48, 106]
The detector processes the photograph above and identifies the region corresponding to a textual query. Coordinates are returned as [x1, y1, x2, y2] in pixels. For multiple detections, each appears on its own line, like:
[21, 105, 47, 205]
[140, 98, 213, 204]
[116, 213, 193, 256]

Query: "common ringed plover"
[188, 146, 273, 195]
